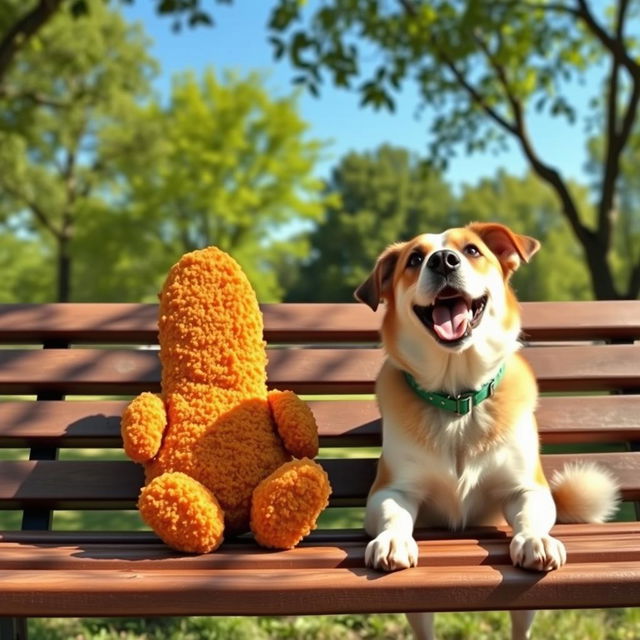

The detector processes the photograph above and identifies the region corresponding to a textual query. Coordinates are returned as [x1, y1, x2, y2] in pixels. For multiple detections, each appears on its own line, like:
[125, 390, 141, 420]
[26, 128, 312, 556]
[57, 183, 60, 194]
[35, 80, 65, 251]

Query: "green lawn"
[27, 608, 640, 639]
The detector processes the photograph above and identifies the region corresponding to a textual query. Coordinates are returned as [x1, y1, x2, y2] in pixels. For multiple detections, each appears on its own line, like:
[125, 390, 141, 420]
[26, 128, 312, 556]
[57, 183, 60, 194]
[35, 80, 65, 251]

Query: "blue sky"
[120, 1, 597, 190]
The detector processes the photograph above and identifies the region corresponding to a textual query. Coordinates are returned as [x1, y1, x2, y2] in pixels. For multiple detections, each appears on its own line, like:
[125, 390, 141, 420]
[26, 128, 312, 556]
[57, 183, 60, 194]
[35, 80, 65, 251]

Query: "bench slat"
[0, 527, 638, 569]
[0, 453, 637, 509]
[0, 561, 637, 616]
[1, 302, 639, 344]
[0, 395, 638, 448]
[0, 344, 638, 395]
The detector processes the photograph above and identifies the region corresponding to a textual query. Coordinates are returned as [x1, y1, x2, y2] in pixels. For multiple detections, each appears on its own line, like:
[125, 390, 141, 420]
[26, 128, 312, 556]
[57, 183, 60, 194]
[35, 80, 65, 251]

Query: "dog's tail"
[550, 461, 620, 523]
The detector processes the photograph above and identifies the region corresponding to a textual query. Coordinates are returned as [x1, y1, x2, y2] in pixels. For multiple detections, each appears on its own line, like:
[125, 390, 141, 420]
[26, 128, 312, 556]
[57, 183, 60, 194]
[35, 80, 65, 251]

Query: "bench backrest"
[0, 301, 639, 533]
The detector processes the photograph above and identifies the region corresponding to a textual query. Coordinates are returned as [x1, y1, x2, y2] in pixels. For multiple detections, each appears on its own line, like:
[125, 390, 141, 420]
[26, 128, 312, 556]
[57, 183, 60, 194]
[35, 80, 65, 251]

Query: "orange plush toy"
[121, 247, 331, 553]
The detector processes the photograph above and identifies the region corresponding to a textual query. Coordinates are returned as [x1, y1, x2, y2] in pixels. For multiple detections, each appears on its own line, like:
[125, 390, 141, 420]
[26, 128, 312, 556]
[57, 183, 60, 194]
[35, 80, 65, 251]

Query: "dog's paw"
[365, 530, 419, 572]
[510, 533, 567, 572]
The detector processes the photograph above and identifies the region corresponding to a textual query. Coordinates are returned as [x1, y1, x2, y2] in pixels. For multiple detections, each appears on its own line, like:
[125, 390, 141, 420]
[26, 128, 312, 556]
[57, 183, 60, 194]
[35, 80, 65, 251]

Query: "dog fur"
[355, 222, 619, 640]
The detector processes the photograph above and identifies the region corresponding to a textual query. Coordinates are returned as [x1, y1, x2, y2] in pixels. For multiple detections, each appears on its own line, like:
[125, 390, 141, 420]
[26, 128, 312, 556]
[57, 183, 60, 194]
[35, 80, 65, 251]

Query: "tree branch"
[472, 31, 523, 128]
[497, 1, 579, 17]
[596, 0, 630, 251]
[626, 261, 640, 299]
[445, 32, 591, 246]
[574, 0, 639, 80]
[0, 179, 62, 239]
[0, 0, 64, 86]
[437, 52, 519, 136]
[397, 0, 417, 17]
[0, 84, 70, 108]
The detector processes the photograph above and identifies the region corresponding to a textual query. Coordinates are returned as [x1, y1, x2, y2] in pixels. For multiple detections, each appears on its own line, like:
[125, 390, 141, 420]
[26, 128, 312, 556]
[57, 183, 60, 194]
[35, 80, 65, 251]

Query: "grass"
[27, 608, 640, 639]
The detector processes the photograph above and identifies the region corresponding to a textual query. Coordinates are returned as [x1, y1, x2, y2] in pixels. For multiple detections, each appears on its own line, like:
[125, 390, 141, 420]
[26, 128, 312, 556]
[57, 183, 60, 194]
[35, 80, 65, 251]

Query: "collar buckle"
[454, 393, 473, 416]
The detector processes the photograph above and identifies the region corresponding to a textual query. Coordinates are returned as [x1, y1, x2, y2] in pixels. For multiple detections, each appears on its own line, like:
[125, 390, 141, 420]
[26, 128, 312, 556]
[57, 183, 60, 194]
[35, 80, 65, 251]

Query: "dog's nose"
[427, 250, 461, 275]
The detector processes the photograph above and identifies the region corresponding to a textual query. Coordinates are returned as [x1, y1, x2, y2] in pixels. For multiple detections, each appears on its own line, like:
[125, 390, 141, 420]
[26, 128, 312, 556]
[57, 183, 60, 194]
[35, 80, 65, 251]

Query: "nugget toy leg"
[139, 472, 225, 554]
[250, 459, 331, 549]
[121, 392, 167, 462]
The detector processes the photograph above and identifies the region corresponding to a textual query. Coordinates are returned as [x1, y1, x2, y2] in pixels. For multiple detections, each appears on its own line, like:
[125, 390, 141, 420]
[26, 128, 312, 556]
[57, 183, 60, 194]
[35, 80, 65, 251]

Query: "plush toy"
[121, 247, 331, 553]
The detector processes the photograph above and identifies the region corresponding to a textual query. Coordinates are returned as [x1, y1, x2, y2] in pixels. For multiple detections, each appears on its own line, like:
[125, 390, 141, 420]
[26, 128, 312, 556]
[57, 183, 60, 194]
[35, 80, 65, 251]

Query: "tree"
[92, 69, 326, 302]
[0, 0, 224, 93]
[267, 0, 640, 300]
[586, 124, 640, 293]
[0, 1, 156, 301]
[285, 145, 455, 301]
[456, 170, 592, 301]
[0, 231, 52, 302]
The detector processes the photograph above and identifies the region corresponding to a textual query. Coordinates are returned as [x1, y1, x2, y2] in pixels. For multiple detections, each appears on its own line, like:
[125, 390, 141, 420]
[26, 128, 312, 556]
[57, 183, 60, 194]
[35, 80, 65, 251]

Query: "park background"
[1, 1, 639, 638]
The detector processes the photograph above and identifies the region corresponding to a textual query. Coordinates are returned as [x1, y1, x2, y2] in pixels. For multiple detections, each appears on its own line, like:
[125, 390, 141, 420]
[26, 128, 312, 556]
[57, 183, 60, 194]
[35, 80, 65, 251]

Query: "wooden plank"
[1, 301, 639, 345]
[0, 526, 638, 569]
[0, 453, 637, 509]
[1, 396, 639, 448]
[521, 300, 640, 342]
[0, 304, 159, 345]
[0, 561, 638, 616]
[0, 344, 639, 395]
[0, 401, 126, 448]
[534, 395, 640, 444]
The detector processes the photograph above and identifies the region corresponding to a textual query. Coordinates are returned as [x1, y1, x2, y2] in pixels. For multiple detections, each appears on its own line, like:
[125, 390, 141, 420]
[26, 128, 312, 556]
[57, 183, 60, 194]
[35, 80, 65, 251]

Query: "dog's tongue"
[432, 298, 470, 341]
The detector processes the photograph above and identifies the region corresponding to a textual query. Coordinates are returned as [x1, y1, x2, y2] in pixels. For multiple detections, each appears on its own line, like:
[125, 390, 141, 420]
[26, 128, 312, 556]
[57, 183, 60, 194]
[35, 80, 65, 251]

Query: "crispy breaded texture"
[268, 389, 320, 459]
[129, 247, 330, 546]
[145, 248, 286, 532]
[121, 392, 166, 462]
[139, 472, 224, 554]
[251, 459, 331, 549]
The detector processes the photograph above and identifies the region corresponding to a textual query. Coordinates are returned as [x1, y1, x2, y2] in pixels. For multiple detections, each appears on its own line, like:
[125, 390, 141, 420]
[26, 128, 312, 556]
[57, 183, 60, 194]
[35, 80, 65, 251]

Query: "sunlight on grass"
[53, 509, 149, 531]
[28, 608, 640, 639]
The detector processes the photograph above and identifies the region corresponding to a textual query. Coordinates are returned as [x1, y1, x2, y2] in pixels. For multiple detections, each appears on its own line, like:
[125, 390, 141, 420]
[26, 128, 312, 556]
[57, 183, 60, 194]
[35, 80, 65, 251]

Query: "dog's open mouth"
[413, 287, 488, 345]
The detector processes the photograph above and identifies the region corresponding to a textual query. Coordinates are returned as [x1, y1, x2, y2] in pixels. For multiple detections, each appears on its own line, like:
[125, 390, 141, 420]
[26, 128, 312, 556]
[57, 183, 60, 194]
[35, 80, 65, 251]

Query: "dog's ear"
[354, 243, 404, 311]
[468, 222, 540, 275]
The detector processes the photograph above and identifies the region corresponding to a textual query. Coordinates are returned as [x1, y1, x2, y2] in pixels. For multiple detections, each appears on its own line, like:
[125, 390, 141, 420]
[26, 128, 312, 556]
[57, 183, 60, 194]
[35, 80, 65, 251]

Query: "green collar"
[403, 364, 505, 416]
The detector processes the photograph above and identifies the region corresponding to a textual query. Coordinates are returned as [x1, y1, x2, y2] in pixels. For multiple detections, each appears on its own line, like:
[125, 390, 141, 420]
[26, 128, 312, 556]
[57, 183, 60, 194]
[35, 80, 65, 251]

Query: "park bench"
[0, 300, 639, 639]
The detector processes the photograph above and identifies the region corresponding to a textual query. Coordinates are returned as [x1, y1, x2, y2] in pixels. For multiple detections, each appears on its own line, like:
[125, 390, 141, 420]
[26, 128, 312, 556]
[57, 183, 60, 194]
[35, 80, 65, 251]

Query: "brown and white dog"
[355, 222, 619, 640]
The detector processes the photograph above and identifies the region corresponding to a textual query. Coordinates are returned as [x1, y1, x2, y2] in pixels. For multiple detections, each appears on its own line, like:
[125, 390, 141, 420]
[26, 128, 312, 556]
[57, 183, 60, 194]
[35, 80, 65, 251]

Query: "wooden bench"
[0, 301, 639, 638]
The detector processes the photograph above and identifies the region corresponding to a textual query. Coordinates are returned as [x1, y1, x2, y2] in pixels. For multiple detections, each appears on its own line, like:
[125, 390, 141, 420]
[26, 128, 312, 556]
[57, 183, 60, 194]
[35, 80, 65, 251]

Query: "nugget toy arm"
[121, 392, 167, 462]
[268, 389, 319, 459]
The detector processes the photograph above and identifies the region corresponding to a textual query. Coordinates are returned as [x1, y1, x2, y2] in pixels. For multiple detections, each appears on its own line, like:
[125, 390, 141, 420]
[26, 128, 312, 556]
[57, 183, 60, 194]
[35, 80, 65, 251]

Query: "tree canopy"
[267, 0, 640, 299]
[286, 145, 455, 301]
[0, 0, 229, 91]
[104, 68, 327, 302]
[0, 0, 156, 301]
[285, 147, 593, 302]
[0, 2, 326, 302]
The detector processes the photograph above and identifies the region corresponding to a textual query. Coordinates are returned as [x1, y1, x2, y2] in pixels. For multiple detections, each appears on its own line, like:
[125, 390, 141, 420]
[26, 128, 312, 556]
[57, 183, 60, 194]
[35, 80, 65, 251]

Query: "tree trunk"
[582, 236, 622, 300]
[57, 240, 71, 302]
[0, 0, 64, 86]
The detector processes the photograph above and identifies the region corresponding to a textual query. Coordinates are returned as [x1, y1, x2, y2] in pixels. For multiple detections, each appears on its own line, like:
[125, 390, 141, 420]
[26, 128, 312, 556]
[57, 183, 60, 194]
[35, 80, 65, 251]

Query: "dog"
[354, 222, 619, 640]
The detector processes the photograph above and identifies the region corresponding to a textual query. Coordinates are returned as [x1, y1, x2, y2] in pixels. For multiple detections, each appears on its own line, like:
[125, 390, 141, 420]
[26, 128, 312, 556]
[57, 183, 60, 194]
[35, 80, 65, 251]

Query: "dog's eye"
[464, 244, 481, 258]
[406, 251, 424, 268]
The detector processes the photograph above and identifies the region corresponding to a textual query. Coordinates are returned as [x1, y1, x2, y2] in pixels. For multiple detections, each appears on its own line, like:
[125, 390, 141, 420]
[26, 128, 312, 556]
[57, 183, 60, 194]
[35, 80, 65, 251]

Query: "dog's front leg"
[504, 487, 566, 572]
[365, 487, 420, 571]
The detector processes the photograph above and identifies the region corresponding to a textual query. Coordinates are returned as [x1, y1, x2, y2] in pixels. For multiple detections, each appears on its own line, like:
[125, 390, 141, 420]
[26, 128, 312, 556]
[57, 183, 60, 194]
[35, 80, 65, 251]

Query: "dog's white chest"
[388, 419, 507, 529]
